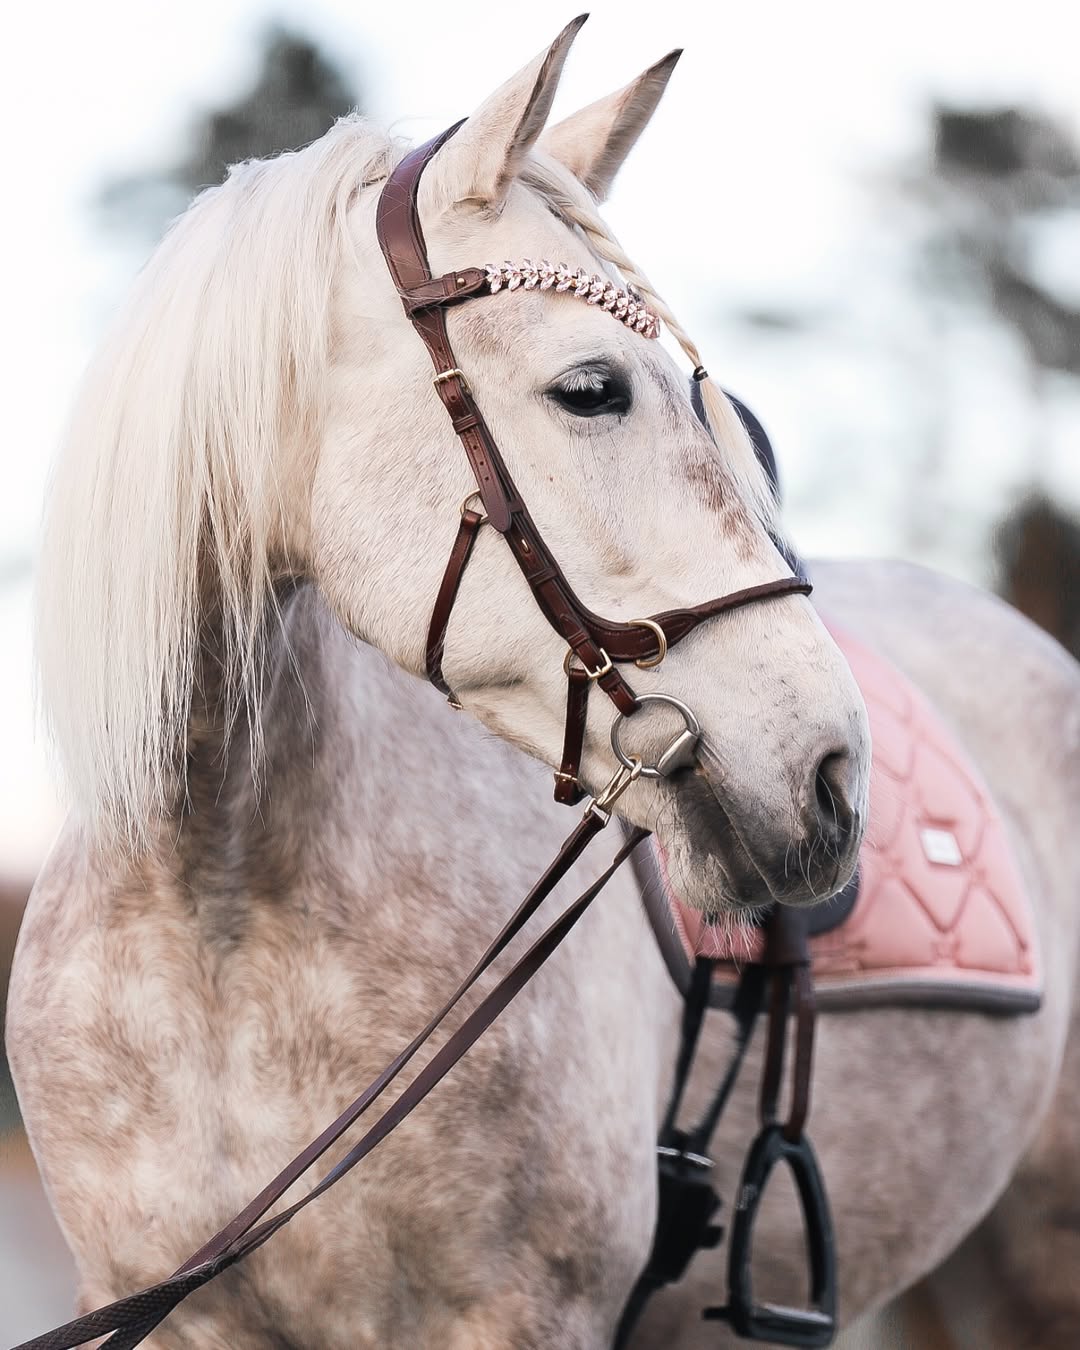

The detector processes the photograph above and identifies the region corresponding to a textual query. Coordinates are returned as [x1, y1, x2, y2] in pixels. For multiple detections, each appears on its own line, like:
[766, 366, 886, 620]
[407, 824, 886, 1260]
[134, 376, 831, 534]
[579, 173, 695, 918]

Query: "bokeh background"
[3, 0, 1080, 1338]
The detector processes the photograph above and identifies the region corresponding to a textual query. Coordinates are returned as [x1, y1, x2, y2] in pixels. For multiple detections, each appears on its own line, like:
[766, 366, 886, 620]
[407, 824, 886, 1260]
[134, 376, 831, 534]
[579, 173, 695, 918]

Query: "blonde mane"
[36, 116, 397, 846]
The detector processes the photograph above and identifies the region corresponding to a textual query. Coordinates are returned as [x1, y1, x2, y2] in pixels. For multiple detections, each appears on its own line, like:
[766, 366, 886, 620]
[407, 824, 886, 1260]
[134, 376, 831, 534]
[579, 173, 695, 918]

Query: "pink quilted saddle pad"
[642, 621, 1042, 1013]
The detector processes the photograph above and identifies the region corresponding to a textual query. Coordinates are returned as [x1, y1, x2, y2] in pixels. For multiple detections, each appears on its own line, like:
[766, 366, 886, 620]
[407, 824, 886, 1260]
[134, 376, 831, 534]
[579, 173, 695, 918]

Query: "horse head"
[37, 17, 869, 913]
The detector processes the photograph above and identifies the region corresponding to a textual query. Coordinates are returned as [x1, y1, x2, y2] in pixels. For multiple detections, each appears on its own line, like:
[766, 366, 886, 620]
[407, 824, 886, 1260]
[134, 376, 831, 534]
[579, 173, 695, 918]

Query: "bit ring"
[610, 693, 701, 779]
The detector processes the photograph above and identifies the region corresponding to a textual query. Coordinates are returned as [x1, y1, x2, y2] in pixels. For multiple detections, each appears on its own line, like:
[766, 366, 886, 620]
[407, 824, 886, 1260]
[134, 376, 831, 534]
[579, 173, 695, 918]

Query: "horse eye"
[549, 368, 632, 418]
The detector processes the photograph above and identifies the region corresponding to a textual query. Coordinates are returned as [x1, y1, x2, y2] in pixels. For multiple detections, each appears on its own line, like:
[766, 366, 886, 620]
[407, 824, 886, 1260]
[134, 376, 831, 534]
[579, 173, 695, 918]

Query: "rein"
[15, 124, 831, 1350]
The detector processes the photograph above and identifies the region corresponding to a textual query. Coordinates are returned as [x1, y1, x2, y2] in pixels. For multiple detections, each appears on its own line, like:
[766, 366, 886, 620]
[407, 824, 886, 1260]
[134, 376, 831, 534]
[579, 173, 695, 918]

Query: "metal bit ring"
[610, 693, 702, 780]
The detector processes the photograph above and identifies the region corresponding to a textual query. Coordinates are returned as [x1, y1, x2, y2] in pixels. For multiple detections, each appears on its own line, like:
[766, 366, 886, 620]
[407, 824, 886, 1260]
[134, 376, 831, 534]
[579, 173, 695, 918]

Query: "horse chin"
[655, 771, 855, 915]
[657, 784, 778, 915]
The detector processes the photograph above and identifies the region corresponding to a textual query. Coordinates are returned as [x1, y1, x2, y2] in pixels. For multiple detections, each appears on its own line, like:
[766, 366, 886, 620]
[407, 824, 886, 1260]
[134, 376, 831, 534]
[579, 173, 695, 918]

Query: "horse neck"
[170, 581, 559, 935]
[173, 581, 365, 897]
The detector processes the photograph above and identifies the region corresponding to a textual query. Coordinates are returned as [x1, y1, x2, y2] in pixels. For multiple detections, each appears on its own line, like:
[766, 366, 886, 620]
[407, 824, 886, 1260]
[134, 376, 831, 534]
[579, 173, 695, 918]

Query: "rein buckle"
[585, 757, 642, 824]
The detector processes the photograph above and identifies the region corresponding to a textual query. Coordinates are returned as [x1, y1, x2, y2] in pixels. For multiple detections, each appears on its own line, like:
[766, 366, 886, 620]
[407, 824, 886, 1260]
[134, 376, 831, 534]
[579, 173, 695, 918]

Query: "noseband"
[375, 121, 811, 799]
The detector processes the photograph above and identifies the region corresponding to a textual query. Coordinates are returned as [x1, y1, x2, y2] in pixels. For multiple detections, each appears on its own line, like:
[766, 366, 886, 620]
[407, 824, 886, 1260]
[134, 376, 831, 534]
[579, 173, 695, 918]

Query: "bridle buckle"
[433, 367, 471, 394]
[563, 646, 613, 681]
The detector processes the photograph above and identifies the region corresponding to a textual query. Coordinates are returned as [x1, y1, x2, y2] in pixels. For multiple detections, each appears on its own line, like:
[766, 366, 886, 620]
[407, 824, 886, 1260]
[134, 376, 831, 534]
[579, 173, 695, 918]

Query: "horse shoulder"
[7, 826, 210, 1262]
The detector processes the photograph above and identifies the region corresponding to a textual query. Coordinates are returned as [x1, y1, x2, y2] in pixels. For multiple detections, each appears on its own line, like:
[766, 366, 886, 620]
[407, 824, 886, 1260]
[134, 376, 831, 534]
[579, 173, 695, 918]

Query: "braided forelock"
[522, 155, 779, 529]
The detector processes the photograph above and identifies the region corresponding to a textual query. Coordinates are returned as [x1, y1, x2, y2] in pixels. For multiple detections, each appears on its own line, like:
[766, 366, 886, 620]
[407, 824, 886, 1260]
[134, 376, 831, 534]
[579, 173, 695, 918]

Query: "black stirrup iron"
[707, 1123, 836, 1346]
[615, 905, 837, 1348]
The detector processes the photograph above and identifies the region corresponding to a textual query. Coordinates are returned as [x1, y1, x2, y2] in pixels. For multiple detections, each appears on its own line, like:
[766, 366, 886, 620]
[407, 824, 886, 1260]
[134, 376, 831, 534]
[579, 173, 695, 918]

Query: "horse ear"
[538, 50, 682, 201]
[428, 15, 588, 211]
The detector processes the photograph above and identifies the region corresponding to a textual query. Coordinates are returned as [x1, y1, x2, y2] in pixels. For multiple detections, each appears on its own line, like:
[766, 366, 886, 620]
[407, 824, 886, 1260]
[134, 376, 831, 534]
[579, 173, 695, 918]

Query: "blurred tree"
[1, 877, 32, 1131]
[723, 103, 1080, 591]
[995, 492, 1080, 661]
[915, 104, 1080, 645]
[100, 26, 362, 237]
[922, 105, 1080, 371]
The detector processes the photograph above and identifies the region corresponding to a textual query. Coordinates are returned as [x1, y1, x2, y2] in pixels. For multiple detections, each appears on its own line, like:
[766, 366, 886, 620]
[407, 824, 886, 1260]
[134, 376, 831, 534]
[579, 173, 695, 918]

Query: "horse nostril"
[812, 750, 856, 848]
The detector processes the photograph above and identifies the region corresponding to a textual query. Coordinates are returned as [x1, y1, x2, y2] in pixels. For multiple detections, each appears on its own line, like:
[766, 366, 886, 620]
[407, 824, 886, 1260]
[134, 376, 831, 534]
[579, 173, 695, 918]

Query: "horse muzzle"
[678, 744, 865, 910]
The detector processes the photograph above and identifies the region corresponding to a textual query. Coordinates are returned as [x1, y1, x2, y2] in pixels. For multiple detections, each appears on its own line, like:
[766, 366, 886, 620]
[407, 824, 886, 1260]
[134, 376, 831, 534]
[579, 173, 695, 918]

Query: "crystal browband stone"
[484, 260, 661, 339]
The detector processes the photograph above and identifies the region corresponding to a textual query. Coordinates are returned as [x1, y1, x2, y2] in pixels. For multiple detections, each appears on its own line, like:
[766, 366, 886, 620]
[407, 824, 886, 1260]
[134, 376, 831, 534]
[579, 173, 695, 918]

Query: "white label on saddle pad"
[920, 827, 963, 866]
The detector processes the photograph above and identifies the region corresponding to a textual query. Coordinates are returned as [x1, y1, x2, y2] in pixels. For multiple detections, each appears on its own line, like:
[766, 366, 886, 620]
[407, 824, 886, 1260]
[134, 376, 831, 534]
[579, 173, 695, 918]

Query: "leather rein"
[15, 124, 829, 1350]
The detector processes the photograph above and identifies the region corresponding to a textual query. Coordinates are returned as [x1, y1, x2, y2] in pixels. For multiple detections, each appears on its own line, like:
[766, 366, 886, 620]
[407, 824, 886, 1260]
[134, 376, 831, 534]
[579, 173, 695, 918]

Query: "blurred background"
[3, 0, 1080, 1337]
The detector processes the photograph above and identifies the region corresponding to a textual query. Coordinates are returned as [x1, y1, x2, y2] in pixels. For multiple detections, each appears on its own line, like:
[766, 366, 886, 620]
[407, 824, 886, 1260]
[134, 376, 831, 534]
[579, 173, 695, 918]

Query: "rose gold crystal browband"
[484, 260, 661, 338]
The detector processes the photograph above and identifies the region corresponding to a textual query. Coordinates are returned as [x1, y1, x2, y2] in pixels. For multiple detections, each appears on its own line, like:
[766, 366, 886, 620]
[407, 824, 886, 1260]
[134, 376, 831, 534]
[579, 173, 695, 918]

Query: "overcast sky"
[2, 0, 1079, 870]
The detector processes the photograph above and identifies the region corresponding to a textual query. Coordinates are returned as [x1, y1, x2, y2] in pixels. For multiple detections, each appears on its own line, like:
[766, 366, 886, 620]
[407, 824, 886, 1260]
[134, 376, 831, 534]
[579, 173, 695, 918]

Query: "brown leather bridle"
[375, 121, 811, 803]
[16, 124, 828, 1350]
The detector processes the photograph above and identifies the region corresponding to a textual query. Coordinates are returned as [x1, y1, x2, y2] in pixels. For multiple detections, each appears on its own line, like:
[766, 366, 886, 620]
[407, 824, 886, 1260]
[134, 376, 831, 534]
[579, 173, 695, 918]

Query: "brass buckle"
[629, 618, 668, 670]
[563, 646, 613, 681]
[433, 367, 471, 394]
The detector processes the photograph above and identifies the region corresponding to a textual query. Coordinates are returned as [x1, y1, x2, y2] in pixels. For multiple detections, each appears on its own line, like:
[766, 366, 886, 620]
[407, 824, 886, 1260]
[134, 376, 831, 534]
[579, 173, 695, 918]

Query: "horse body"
[637, 560, 1080, 1347]
[7, 18, 1080, 1349]
[11, 558, 1080, 1347]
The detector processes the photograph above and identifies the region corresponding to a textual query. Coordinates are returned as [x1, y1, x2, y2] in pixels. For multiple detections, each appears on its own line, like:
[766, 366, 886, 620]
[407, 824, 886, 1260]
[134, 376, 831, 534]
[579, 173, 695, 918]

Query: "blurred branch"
[934, 105, 1080, 194]
[731, 306, 821, 335]
[988, 260, 1080, 373]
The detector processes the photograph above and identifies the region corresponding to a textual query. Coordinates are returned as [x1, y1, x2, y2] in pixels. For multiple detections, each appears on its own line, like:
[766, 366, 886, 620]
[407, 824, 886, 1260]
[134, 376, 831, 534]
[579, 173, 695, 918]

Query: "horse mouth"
[674, 773, 780, 910]
[674, 770, 850, 911]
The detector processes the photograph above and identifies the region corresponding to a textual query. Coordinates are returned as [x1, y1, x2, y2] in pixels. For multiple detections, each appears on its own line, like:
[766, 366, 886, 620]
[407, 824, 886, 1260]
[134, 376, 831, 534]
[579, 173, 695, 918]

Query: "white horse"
[9, 19, 1080, 1349]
